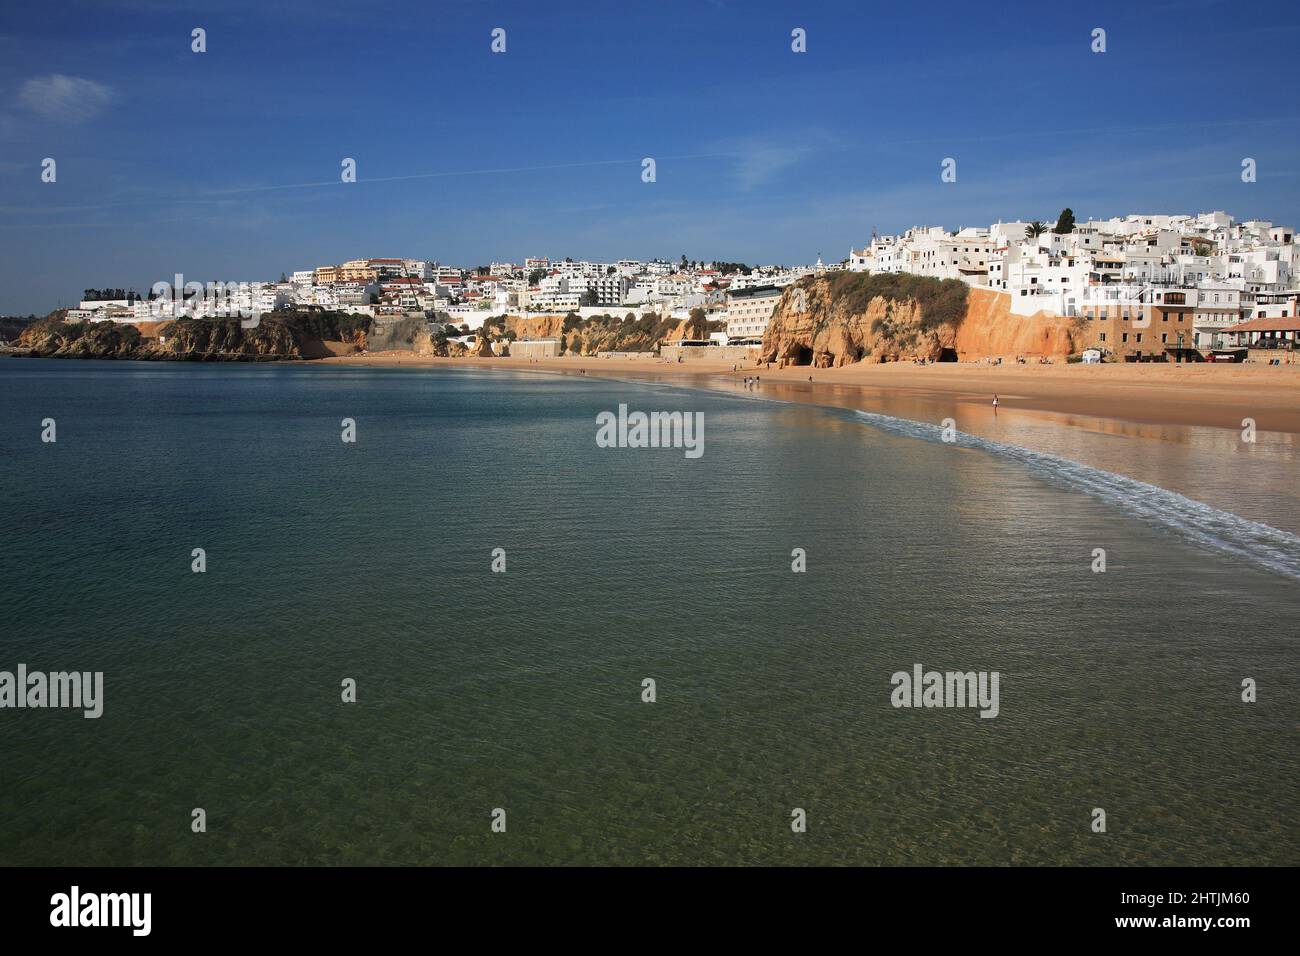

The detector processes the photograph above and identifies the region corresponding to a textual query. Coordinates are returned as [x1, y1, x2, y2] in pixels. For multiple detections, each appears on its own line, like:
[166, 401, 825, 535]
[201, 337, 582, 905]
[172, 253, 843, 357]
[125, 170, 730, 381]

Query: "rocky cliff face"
[760, 274, 1078, 366]
[364, 316, 435, 355]
[506, 314, 565, 340]
[18, 318, 147, 359]
[954, 288, 1077, 359]
[505, 312, 680, 355]
[0, 315, 38, 344]
[17, 312, 373, 361]
[759, 273, 967, 367]
[152, 318, 303, 358]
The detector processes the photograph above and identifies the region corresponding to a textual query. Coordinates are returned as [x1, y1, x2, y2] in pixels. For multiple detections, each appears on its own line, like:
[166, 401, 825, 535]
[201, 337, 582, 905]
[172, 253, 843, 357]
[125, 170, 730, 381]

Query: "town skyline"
[4, 0, 1300, 313]
[15, 205, 1295, 315]
[48, 206, 1297, 366]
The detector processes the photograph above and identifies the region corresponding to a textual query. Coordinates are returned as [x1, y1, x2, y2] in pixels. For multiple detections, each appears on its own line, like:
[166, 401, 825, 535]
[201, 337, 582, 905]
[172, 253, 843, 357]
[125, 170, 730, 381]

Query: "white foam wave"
[853, 409, 1300, 581]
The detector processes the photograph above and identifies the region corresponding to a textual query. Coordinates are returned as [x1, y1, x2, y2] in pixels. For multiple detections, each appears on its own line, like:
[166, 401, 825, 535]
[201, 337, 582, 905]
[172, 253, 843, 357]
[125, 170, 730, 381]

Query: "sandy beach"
[316, 352, 1300, 435]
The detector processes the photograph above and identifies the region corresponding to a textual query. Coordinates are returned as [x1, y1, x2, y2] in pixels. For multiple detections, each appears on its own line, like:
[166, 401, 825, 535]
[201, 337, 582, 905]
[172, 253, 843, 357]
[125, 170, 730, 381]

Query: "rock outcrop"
[760, 274, 1079, 366]
[18, 317, 146, 359]
[506, 314, 565, 340]
[150, 317, 302, 359]
[17, 311, 374, 361]
[759, 273, 968, 367]
[364, 316, 435, 355]
[504, 312, 681, 355]
[0, 315, 38, 345]
[954, 288, 1077, 359]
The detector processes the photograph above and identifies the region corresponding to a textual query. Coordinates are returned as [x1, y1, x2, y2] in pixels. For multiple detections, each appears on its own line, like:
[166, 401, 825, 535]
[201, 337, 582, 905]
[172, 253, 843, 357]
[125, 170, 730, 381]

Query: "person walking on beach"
[992, 394, 999, 411]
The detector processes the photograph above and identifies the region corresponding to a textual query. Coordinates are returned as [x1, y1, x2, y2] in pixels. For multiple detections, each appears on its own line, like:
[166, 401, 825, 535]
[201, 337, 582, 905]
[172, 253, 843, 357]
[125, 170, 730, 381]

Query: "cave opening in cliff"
[790, 345, 813, 366]
[937, 347, 958, 363]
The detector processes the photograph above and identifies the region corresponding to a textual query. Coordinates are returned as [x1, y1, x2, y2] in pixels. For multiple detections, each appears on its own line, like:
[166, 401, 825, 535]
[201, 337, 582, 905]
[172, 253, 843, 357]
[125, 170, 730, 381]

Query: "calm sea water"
[0, 359, 1295, 865]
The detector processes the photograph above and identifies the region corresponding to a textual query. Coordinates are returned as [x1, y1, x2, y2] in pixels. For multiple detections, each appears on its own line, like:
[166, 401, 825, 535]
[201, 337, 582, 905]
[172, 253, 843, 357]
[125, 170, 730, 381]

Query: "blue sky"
[2, 0, 1299, 313]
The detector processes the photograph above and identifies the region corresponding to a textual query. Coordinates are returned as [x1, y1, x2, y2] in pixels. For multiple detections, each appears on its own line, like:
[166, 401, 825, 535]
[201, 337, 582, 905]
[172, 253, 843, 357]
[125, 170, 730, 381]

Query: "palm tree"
[1027, 221, 1047, 239]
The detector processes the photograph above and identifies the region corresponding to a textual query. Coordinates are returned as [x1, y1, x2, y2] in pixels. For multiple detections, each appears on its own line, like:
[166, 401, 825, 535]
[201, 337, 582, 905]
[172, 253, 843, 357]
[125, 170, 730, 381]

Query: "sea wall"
[660, 344, 762, 363]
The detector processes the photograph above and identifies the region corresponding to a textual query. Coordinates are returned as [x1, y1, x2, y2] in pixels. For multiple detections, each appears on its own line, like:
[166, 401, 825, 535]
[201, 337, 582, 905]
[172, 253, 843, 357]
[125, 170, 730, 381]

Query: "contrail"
[5, 151, 735, 219]
[205, 153, 731, 195]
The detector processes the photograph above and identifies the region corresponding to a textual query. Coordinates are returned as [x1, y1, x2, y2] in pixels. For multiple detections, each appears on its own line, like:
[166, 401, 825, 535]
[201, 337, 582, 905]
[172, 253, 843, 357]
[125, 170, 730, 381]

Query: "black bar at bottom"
[0, 866, 1282, 942]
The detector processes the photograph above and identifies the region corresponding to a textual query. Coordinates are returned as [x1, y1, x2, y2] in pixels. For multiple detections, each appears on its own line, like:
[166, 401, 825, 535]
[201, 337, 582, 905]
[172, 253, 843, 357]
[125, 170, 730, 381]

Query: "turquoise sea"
[0, 359, 1296, 865]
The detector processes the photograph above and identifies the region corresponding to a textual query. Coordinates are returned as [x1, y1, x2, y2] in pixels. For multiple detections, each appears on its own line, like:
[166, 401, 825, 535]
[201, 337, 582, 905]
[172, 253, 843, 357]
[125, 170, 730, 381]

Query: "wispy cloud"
[17, 74, 114, 122]
[735, 148, 805, 190]
[724, 136, 824, 191]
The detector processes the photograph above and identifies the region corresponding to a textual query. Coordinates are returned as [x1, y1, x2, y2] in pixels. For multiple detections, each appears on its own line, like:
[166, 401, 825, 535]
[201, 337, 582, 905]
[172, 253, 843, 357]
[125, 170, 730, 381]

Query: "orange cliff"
[759, 274, 1080, 368]
[955, 288, 1077, 360]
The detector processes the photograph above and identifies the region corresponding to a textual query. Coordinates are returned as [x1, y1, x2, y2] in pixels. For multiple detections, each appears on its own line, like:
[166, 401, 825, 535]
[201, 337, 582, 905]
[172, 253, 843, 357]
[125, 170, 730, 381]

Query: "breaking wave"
[853, 409, 1300, 581]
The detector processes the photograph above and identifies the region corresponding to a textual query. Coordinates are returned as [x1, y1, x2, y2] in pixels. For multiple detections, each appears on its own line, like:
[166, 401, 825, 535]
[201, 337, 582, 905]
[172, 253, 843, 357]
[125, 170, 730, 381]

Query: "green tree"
[1053, 208, 1076, 234]
[1027, 221, 1047, 239]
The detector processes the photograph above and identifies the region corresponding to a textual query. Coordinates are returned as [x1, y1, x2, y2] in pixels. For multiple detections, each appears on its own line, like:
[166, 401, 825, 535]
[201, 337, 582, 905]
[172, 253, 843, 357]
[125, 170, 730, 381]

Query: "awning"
[1226, 316, 1300, 334]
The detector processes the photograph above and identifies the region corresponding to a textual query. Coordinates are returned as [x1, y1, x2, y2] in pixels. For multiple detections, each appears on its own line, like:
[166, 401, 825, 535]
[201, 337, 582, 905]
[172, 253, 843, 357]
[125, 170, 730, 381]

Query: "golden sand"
[315, 351, 1300, 435]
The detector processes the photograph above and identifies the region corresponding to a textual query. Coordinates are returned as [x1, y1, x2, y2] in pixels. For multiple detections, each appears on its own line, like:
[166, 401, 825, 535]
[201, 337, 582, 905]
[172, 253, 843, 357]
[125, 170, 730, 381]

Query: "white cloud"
[17, 74, 114, 122]
[720, 133, 836, 191]
[732, 145, 810, 191]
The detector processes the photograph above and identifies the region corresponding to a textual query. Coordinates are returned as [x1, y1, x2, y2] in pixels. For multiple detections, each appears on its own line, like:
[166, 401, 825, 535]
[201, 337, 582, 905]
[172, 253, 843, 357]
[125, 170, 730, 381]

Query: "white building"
[724, 285, 782, 342]
[845, 209, 1299, 324]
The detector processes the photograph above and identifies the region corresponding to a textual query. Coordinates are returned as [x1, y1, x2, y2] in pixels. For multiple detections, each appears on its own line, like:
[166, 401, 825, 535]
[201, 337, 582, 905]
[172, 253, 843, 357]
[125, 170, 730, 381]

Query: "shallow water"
[0, 359, 1295, 865]
[603, 369, 1300, 537]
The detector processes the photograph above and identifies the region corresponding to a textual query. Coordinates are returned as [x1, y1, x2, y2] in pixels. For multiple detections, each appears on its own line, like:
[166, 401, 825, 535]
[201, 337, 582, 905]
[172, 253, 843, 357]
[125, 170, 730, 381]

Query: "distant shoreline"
[8, 347, 1300, 542]
[312, 351, 1300, 435]
[8, 346, 1298, 433]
